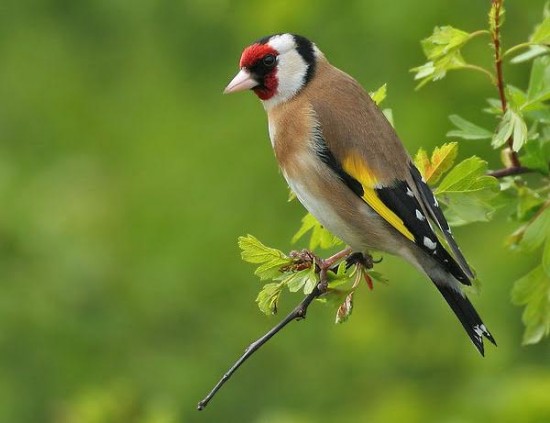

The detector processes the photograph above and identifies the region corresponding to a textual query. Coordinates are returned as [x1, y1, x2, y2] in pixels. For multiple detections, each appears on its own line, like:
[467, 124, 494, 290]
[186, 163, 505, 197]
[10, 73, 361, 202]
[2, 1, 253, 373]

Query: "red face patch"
[239, 43, 278, 68]
[239, 43, 279, 101]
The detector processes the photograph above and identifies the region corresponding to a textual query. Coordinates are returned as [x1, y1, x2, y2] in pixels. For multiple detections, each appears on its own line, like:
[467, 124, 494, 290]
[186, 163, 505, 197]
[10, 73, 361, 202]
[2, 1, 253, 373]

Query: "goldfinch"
[225, 33, 496, 355]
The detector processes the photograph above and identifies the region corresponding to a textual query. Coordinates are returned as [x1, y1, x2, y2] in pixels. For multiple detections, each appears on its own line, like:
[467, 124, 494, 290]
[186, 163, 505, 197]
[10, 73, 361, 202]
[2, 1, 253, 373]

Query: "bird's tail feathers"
[433, 282, 496, 356]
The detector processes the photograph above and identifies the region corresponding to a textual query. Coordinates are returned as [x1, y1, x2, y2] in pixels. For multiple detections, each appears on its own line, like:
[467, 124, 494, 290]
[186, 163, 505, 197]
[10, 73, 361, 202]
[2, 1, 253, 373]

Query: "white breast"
[282, 153, 366, 251]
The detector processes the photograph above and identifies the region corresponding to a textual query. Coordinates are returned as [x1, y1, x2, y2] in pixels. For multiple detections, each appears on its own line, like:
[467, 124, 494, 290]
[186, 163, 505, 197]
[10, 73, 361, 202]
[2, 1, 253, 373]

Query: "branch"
[491, 0, 521, 168]
[488, 166, 533, 178]
[197, 247, 353, 411]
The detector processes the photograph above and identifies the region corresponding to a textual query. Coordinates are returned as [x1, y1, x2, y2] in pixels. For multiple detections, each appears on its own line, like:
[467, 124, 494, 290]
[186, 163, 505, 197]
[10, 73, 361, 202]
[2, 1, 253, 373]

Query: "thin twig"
[197, 247, 352, 411]
[491, 0, 521, 168]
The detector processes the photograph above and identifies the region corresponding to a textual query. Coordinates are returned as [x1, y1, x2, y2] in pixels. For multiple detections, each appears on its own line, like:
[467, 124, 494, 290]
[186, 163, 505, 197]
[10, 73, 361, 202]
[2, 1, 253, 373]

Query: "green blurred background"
[0, 0, 548, 422]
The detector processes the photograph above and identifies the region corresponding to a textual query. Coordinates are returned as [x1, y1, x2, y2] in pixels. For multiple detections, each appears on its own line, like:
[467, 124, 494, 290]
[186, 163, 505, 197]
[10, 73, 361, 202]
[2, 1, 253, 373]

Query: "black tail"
[434, 284, 496, 356]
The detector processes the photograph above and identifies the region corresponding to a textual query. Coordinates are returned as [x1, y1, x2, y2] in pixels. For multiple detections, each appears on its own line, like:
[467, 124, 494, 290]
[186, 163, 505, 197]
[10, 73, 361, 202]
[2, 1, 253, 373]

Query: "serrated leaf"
[447, 115, 493, 140]
[256, 282, 284, 315]
[436, 156, 498, 194]
[282, 266, 319, 294]
[282, 268, 312, 293]
[511, 265, 550, 345]
[303, 266, 320, 294]
[369, 83, 387, 105]
[411, 51, 467, 89]
[414, 142, 458, 185]
[492, 108, 528, 152]
[335, 292, 354, 324]
[239, 235, 292, 280]
[292, 213, 342, 250]
[520, 207, 550, 252]
[421, 26, 471, 61]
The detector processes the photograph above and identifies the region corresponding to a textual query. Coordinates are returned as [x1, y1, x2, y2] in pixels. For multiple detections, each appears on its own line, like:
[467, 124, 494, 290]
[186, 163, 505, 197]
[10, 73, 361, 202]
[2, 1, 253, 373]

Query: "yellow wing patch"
[342, 154, 415, 242]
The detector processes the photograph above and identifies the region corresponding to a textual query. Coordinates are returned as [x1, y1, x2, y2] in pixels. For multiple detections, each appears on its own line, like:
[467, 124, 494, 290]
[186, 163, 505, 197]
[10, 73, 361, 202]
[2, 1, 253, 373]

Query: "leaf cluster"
[413, 1, 550, 344]
[239, 235, 372, 322]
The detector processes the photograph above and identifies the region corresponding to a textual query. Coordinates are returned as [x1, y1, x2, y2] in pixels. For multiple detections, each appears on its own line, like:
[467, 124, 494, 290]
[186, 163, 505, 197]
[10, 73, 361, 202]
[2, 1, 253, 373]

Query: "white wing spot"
[406, 187, 414, 197]
[433, 197, 439, 207]
[415, 209, 426, 221]
[423, 236, 437, 250]
[446, 228, 452, 234]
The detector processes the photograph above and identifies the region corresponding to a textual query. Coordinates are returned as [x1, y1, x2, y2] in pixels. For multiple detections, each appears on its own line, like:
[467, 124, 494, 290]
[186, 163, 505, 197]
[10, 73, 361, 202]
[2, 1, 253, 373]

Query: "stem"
[469, 29, 491, 39]
[504, 42, 534, 57]
[491, 0, 521, 168]
[197, 247, 352, 411]
[462, 64, 497, 84]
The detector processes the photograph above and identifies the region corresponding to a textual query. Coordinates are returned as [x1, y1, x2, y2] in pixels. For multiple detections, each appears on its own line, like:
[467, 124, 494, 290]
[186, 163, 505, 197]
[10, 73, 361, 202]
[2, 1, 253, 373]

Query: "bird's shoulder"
[304, 58, 410, 181]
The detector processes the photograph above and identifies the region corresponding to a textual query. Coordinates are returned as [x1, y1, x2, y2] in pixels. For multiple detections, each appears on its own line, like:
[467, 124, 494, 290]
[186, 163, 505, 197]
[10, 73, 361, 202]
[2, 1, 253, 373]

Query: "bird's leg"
[341, 252, 381, 290]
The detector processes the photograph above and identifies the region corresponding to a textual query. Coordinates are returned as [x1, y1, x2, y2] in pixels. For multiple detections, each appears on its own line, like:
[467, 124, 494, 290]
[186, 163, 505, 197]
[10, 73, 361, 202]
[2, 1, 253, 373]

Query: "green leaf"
[543, 238, 550, 276]
[411, 51, 467, 89]
[511, 265, 550, 345]
[283, 268, 311, 292]
[515, 185, 547, 222]
[421, 26, 471, 61]
[435, 156, 499, 226]
[520, 138, 550, 175]
[531, 16, 550, 45]
[447, 115, 493, 140]
[281, 265, 319, 294]
[526, 56, 550, 109]
[369, 83, 387, 105]
[483, 98, 504, 115]
[492, 108, 528, 152]
[239, 235, 292, 280]
[520, 207, 550, 252]
[335, 292, 354, 324]
[414, 142, 458, 185]
[292, 213, 342, 250]
[440, 193, 497, 226]
[506, 85, 528, 110]
[382, 108, 394, 127]
[256, 282, 284, 315]
[436, 156, 498, 194]
[511, 45, 550, 64]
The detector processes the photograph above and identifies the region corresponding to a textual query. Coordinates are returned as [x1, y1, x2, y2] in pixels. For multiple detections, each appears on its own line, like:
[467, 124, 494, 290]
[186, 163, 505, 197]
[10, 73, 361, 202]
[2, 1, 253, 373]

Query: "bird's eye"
[262, 54, 276, 67]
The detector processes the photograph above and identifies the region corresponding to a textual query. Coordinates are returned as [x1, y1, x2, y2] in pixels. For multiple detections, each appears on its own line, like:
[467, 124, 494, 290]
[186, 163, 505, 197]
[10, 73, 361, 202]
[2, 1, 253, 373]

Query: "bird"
[224, 33, 496, 355]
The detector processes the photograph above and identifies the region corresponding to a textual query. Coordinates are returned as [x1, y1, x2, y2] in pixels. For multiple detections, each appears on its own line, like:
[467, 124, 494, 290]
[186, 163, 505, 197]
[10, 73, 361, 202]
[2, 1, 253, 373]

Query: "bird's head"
[224, 33, 319, 107]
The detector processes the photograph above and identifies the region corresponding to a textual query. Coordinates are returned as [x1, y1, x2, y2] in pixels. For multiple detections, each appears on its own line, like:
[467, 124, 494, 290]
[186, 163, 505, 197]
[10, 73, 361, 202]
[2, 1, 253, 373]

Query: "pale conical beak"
[224, 69, 259, 94]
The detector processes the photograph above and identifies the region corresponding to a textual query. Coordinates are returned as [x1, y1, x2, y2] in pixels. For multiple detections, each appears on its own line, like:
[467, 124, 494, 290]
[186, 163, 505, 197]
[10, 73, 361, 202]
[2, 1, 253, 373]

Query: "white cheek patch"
[262, 36, 310, 109]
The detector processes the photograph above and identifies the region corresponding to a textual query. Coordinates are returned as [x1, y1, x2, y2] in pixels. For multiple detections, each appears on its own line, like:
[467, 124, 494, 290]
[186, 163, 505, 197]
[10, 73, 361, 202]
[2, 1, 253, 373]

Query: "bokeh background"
[0, 0, 548, 422]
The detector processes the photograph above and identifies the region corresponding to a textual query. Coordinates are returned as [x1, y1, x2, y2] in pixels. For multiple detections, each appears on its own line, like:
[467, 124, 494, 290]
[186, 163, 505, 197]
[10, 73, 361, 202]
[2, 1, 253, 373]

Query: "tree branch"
[488, 166, 533, 178]
[491, 0, 521, 168]
[197, 247, 353, 411]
